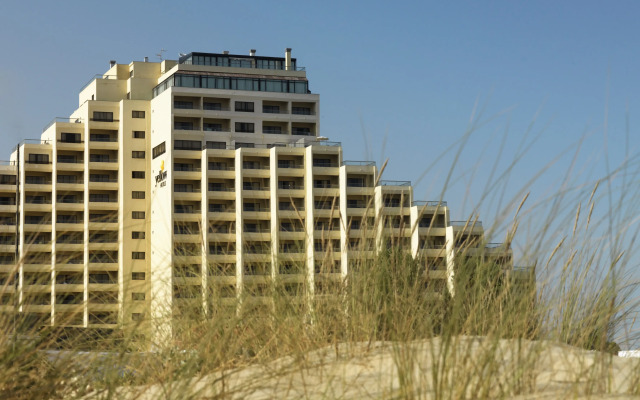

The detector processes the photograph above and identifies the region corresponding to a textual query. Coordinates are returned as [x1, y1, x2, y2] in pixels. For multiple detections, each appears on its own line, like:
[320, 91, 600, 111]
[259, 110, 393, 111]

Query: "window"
[90, 133, 114, 142]
[292, 127, 311, 135]
[203, 102, 222, 110]
[206, 141, 226, 149]
[92, 111, 113, 122]
[57, 155, 77, 163]
[174, 101, 193, 109]
[174, 140, 201, 150]
[133, 131, 145, 139]
[292, 107, 312, 115]
[89, 193, 111, 202]
[132, 293, 145, 301]
[152, 142, 166, 159]
[234, 101, 254, 112]
[132, 151, 145, 159]
[263, 105, 280, 114]
[60, 132, 81, 143]
[132, 313, 144, 321]
[132, 191, 145, 199]
[235, 122, 254, 133]
[174, 121, 194, 130]
[132, 211, 145, 219]
[347, 178, 365, 187]
[57, 175, 77, 184]
[132, 110, 145, 118]
[131, 272, 145, 280]
[90, 154, 111, 162]
[132, 231, 145, 239]
[235, 142, 254, 149]
[132, 171, 145, 179]
[203, 123, 223, 131]
[27, 154, 49, 164]
[90, 174, 111, 182]
[263, 125, 282, 134]
[132, 252, 145, 260]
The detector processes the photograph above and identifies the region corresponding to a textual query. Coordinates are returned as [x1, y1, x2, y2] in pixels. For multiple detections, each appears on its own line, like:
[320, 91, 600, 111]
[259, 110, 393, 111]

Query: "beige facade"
[0, 49, 513, 340]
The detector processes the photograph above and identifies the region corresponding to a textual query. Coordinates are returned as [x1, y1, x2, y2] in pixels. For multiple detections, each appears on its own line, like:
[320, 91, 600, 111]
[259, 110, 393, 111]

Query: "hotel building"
[0, 49, 513, 340]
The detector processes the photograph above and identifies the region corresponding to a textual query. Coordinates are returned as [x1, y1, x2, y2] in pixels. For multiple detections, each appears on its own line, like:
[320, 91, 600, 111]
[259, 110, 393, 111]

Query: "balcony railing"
[43, 117, 83, 133]
[342, 160, 375, 166]
[413, 200, 447, 207]
[380, 180, 411, 187]
[450, 220, 483, 228]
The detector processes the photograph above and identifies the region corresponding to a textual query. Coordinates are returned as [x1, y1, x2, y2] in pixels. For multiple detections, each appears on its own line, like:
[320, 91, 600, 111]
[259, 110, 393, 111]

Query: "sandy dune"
[91, 337, 640, 399]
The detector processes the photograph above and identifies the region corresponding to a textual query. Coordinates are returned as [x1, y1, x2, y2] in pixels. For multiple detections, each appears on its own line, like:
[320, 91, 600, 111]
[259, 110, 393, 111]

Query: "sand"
[86, 337, 640, 399]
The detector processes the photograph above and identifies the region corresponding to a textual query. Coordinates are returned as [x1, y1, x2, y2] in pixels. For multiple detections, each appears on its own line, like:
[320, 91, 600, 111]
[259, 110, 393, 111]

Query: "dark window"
[131, 272, 145, 280]
[90, 174, 111, 182]
[132, 110, 145, 118]
[57, 175, 77, 184]
[174, 101, 193, 109]
[263, 105, 280, 114]
[203, 123, 223, 131]
[313, 158, 332, 167]
[206, 141, 226, 149]
[347, 178, 365, 187]
[203, 102, 222, 110]
[235, 142, 254, 149]
[174, 121, 194, 130]
[132, 231, 145, 239]
[292, 107, 311, 115]
[132, 252, 145, 260]
[132, 151, 145, 159]
[235, 122, 254, 133]
[174, 140, 202, 150]
[90, 133, 114, 142]
[0, 175, 16, 184]
[27, 154, 49, 164]
[92, 111, 113, 122]
[57, 155, 77, 163]
[263, 125, 282, 134]
[132, 293, 145, 301]
[234, 101, 254, 112]
[132, 191, 145, 199]
[89, 154, 111, 162]
[133, 131, 145, 139]
[89, 193, 111, 202]
[132, 211, 145, 219]
[60, 132, 81, 143]
[132, 171, 145, 179]
[152, 142, 166, 158]
[132, 313, 144, 321]
[292, 127, 311, 135]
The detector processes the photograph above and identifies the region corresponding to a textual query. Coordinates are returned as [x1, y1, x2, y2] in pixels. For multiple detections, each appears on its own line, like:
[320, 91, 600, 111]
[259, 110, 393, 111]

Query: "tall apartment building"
[0, 49, 513, 340]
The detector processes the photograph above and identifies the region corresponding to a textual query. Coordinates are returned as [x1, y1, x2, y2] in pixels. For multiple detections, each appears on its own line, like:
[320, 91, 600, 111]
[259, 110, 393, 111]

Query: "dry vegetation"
[2, 125, 640, 399]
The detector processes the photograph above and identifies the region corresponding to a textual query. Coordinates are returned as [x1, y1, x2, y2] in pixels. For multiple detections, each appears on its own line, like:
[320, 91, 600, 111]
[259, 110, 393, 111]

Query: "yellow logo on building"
[155, 160, 168, 187]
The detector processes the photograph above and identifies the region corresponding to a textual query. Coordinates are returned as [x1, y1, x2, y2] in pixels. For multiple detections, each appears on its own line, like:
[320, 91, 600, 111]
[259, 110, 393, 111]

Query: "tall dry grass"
[1, 116, 640, 399]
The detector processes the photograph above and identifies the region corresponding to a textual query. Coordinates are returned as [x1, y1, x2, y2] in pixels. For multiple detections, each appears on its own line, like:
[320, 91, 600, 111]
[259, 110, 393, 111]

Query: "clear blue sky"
[1, 1, 640, 270]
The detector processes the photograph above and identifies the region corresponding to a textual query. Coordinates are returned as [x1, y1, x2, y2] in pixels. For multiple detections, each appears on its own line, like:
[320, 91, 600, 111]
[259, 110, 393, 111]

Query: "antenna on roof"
[156, 49, 167, 61]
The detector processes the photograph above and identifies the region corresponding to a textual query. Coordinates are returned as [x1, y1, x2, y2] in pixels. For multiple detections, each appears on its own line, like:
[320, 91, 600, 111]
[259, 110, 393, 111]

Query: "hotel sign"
[155, 160, 168, 188]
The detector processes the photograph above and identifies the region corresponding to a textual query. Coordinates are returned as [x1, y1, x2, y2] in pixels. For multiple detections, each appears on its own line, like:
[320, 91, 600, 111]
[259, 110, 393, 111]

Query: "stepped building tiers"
[0, 49, 513, 339]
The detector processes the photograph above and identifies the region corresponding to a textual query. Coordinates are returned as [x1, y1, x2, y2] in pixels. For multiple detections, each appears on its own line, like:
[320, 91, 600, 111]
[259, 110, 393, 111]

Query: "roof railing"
[342, 160, 376, 167]
[450, 220, 483, 228]
[379, 180, 411, 186]
[43, 117, 83, 132]
[412, 200, 447, 207]
[79, 74, 118, 93]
